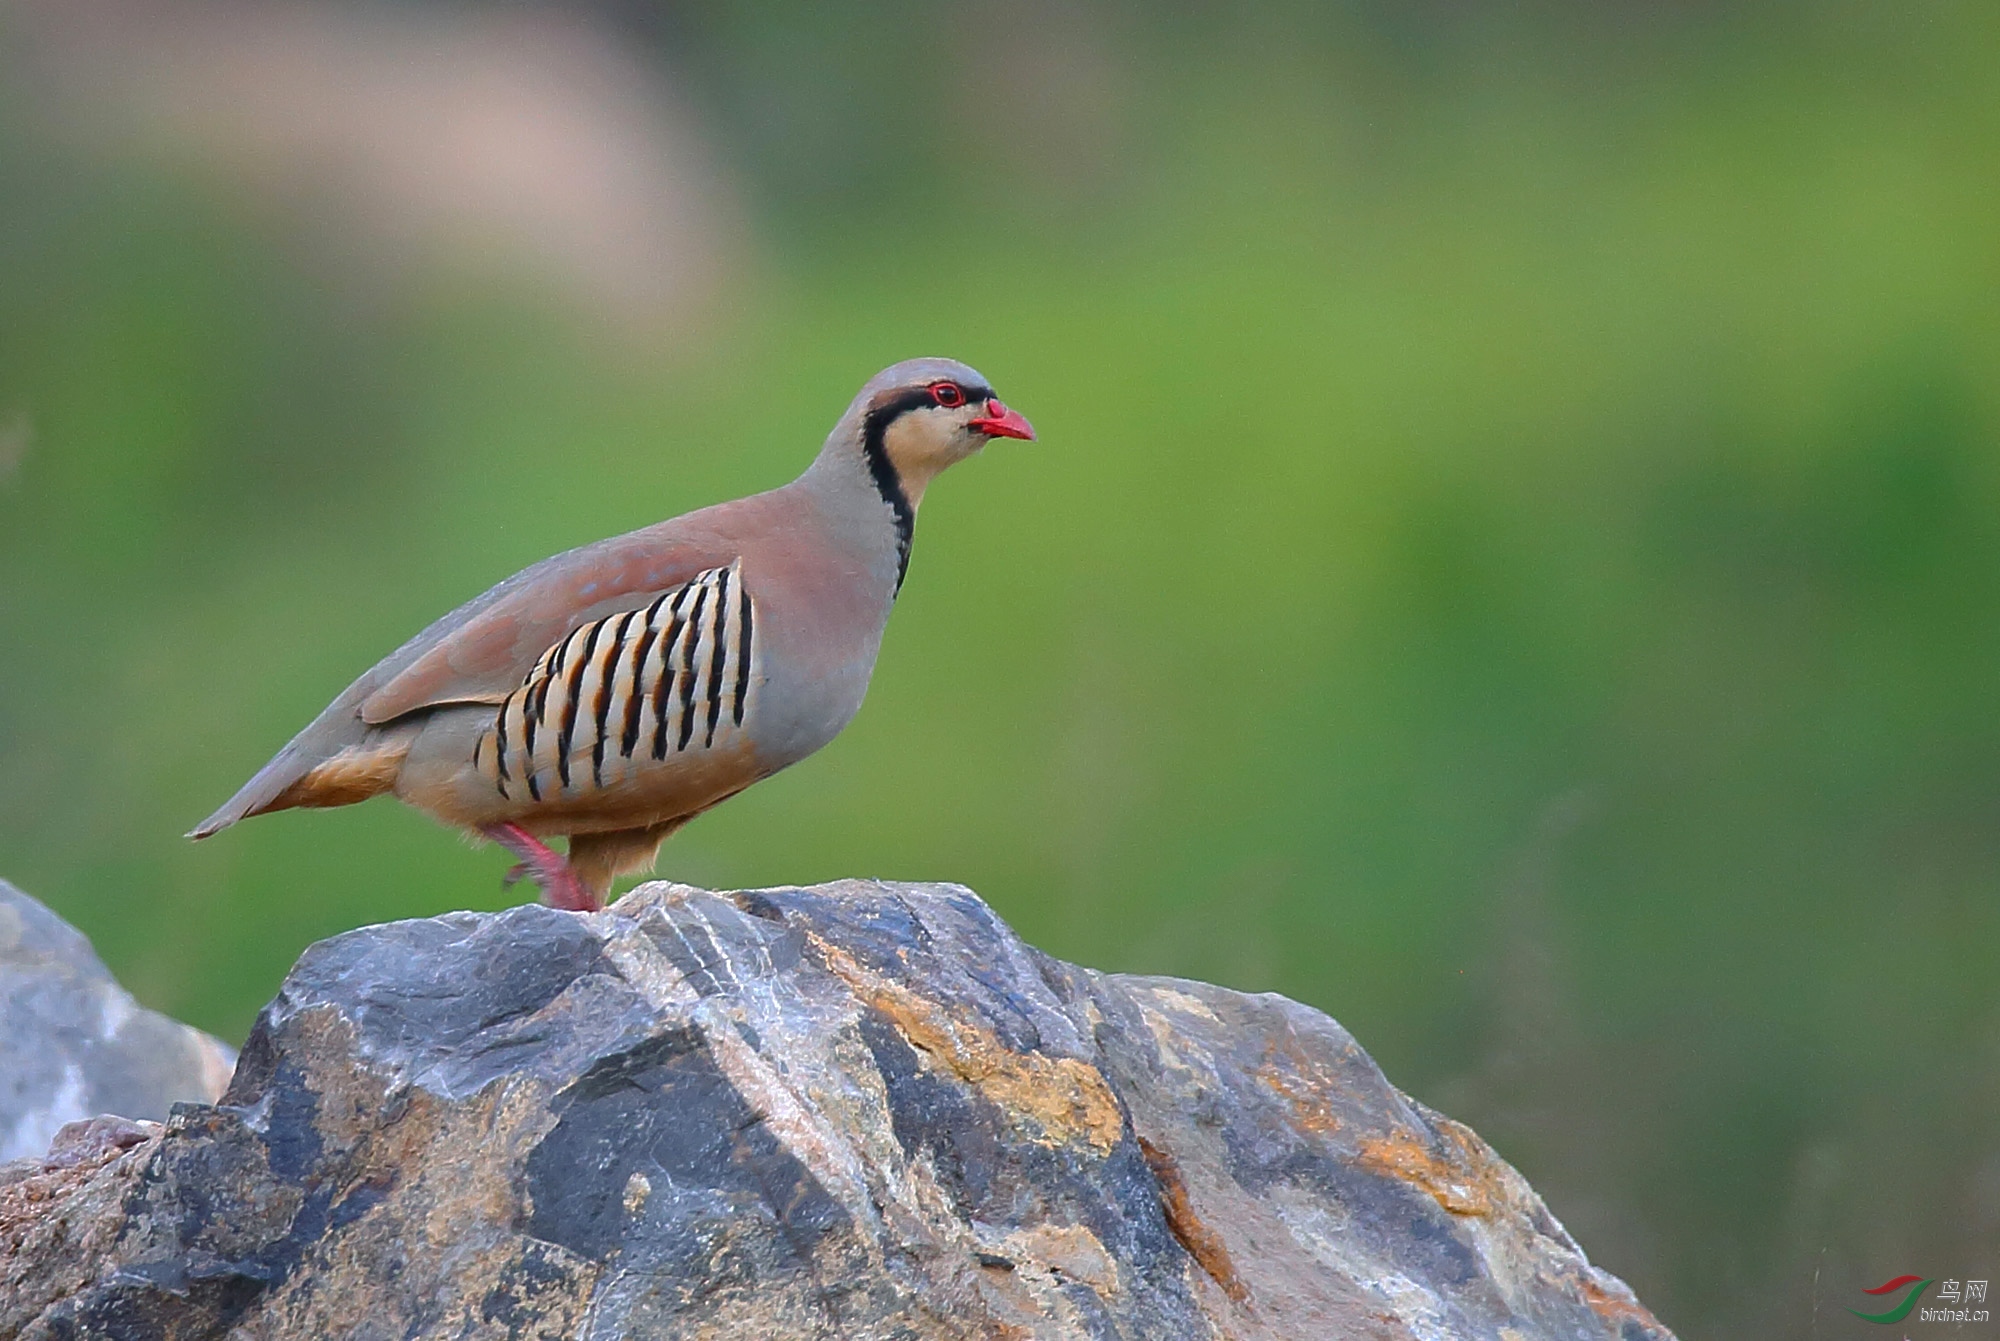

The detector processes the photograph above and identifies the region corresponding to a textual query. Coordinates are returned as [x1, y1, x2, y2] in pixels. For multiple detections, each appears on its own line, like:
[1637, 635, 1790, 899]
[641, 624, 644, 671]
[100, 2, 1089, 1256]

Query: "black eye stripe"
[873, 383, 994, 421]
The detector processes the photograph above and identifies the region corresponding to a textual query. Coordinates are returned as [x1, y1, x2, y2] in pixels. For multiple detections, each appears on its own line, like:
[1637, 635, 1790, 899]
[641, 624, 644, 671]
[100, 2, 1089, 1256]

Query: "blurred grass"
[3, 2, 1999, 1335]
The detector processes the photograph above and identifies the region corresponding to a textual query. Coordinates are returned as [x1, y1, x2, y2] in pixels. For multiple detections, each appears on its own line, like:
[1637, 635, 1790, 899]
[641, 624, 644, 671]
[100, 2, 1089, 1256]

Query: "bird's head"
[846, 357, 1036, 510]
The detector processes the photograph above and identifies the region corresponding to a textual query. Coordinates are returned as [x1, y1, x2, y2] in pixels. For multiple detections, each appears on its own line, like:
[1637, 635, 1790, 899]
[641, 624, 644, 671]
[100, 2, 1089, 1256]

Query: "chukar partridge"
[190, 358, 1035, 911]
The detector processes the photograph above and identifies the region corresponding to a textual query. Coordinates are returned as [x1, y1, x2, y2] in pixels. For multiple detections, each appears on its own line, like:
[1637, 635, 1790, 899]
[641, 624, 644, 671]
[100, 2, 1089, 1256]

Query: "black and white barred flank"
[478, 562, 756, 802]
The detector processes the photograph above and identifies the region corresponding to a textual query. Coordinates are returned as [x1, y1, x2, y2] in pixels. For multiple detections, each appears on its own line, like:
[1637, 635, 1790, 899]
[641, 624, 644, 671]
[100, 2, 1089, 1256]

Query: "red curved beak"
[968, 398, 1036, 441]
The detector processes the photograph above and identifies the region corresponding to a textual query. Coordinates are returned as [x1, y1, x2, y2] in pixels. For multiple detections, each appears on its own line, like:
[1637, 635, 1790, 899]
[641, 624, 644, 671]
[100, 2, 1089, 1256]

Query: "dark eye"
[930, 382, 965, 408]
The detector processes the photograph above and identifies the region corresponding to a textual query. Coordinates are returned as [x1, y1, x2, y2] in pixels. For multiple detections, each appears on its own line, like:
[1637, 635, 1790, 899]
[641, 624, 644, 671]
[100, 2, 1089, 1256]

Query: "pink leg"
[479, 823, 599, 912]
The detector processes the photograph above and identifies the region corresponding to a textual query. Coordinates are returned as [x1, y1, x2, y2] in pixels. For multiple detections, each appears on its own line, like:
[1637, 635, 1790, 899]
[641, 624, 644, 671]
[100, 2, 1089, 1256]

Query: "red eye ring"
[930, 382, 965, 408]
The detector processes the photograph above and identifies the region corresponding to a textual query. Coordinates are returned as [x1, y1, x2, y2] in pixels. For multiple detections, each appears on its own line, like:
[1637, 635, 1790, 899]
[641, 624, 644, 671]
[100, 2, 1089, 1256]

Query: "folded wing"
[189, 525, 719, 837]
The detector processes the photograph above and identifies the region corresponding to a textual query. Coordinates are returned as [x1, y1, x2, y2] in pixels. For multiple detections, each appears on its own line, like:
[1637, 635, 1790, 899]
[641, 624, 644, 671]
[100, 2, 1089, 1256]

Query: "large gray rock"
[0, 880, 234, 1162]
[0, 879, 1674, 1339]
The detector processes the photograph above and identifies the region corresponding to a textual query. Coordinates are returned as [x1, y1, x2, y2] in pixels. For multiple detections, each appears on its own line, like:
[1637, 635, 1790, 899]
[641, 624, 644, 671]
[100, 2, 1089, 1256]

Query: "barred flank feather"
[482, 562, 756, 803]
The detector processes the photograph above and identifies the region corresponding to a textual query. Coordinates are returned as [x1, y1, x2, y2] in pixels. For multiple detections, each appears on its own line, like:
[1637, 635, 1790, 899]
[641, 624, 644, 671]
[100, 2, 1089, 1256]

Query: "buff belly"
[394, 700, 767, 835]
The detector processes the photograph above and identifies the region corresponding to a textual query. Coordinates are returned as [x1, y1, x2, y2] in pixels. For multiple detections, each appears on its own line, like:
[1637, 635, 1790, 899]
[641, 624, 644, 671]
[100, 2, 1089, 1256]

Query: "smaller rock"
[40, 1115, 164, 1170]
[0, 1112, 165, 1330]
[0, 880, 236, 1162]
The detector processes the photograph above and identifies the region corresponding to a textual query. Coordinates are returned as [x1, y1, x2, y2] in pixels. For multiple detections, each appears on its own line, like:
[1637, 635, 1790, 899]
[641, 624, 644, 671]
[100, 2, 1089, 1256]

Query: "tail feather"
[190, 709, 415, 839]
[189, 572, 517, 840]
[188, 741, 315, 838]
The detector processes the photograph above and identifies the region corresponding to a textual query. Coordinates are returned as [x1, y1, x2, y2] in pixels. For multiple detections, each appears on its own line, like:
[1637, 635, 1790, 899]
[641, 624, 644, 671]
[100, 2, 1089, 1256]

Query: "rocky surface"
[0, 878, 1675, 1340]
[0, 879, 234, 1163]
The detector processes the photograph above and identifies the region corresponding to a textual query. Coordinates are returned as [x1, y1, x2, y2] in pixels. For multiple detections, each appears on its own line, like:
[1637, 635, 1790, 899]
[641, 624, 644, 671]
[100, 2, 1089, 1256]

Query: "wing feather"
[359, 528, 715, 725]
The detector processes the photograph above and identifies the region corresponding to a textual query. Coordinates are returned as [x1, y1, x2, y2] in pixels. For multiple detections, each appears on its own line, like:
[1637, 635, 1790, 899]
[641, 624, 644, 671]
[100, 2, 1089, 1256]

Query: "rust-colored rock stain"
[1579, 1273, 1671, 1333]
[1138, 1135, 1250, 1306]
[813, 935, 1124, 1154]
[1255, 1030, 1347, 1137]
[1353, 1122, 1500, 1218]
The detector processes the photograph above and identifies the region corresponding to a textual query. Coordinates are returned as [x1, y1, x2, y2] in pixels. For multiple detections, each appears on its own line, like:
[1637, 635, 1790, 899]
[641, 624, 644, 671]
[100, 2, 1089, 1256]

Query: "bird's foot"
[479, 823, 600, 912]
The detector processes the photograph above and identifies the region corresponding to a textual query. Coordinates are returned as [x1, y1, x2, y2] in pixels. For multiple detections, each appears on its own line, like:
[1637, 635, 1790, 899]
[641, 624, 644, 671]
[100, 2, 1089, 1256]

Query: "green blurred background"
[2, 1, 1996, 1333]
